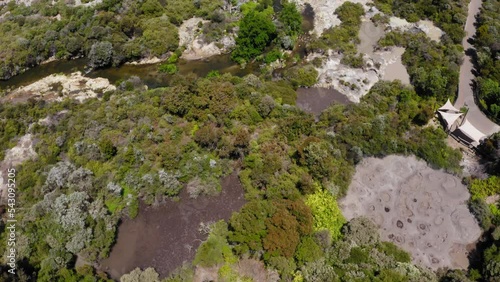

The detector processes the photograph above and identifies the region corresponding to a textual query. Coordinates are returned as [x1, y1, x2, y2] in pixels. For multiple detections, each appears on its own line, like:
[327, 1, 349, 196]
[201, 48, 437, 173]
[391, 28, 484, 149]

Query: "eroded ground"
[340, 155, 481, 270]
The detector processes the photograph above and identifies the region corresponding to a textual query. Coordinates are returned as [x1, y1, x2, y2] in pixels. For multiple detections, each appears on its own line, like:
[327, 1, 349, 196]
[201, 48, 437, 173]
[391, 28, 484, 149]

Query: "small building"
[453, 119, 487, 147]
[437, 99, 462, 132]
[437, 99, 486, 148]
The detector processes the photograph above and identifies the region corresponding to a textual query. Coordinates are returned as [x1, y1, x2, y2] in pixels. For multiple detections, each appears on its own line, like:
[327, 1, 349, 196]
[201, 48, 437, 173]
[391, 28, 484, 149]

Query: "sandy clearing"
[340, 155, 481, 270]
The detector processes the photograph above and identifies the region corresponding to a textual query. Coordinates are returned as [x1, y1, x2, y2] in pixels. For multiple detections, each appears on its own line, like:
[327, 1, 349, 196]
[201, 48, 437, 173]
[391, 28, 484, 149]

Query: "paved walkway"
[454, 0, 500, 136]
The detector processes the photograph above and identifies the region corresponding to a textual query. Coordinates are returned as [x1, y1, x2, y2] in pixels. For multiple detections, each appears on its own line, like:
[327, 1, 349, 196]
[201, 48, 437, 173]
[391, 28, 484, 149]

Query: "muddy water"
[358, 20, 385, 56]
[100, 172, 246, 279]
[296, 87, 352, 116]
[0, 58, 88, 91]
[382, 47, 410, 84]
[301, 3, 315, 33]
[0, 54, 255, 91]
[357, 21, 410, 85]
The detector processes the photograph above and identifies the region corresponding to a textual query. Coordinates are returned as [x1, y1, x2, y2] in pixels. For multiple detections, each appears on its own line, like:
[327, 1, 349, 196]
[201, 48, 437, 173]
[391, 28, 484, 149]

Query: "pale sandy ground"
[125, 57, 165, 65]
[297, 0, 442, 102]
[340, 155, 481, 270]
[388, 18, 443, 42]
[292, 0, 375, 36]
[311, 20, 410, 102]
[178, 17, 235, 60]
[2, 71, 116, 103]
[0, 134, 37, 201]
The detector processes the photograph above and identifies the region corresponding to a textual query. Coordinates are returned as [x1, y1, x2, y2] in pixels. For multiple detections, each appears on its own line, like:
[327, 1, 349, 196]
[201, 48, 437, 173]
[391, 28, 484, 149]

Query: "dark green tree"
[232, 9, 277, 62]
[279, 1, 302, 37]
[88, 41, 113, 68]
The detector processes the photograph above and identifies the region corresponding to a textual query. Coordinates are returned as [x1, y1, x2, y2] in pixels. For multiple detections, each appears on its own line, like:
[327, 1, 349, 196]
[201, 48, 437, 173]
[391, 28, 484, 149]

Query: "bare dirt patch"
[100, 172, 246, 279]
[339, 155, 481, 270]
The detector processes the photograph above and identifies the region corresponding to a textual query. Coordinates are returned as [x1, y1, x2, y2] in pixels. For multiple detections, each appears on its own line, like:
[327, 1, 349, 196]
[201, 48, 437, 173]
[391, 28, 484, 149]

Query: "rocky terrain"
[178, 17, 235, 61]
[292, 0, 375, 35]
[292, 0, 444, 102]
[340, 155, 481, 270]
[1, 72, 116, 103]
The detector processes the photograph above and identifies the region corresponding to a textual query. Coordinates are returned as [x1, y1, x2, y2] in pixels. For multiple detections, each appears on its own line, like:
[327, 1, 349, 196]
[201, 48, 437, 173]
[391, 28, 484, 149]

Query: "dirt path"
[454, 0, 500, 136]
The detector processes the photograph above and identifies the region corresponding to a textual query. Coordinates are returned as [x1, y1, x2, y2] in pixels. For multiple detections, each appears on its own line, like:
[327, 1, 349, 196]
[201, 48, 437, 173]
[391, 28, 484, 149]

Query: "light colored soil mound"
[339, 155, 481, 270]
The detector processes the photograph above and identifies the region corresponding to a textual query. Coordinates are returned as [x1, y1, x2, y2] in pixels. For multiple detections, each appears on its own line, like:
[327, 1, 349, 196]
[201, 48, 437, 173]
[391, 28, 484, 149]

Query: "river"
[0, 54, 255, 91]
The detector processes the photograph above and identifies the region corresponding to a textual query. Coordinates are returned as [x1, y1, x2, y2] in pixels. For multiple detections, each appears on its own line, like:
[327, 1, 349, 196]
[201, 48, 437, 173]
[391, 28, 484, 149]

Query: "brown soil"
[99, 172, 246, 280]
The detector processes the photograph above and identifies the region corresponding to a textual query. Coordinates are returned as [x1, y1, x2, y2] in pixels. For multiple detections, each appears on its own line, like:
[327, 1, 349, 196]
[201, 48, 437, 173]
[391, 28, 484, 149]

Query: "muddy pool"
[100, 172, 246, 279]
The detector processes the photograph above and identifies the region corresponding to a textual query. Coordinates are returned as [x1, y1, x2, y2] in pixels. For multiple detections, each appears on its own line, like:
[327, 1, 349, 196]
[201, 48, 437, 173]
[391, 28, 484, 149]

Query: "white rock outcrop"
[3, 72, 116, 103]
[0, 134, 37, 200]
[292, 0, 375, 36]
[179, 17, 235, 60]
[389, 17, 444, 41]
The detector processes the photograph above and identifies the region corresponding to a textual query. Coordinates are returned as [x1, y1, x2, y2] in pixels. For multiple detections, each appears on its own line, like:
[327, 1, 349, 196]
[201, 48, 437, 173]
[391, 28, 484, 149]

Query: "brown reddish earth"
[100, 172, 246, 280]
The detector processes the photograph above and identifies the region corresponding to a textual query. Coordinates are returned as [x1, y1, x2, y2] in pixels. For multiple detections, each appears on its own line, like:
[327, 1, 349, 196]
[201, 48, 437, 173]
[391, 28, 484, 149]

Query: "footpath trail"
[454, 0, 500, 136]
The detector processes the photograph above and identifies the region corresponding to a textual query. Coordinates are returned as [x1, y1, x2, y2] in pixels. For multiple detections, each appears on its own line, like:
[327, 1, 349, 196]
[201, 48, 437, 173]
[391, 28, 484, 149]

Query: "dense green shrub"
[278, 1, 302, 37]
[305, 190, 346, 241]
[283, 64, 318, 88]
[475, 0, 500, 121]
[469, 176, 500, 201]
[232, 7, 276, 62]
[373, 0, 466, 43]
[158, 63, 178, 74]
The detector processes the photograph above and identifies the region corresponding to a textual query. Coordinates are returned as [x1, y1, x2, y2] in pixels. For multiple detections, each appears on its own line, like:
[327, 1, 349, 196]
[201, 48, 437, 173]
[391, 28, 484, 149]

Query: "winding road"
[454, 0, 500, 136]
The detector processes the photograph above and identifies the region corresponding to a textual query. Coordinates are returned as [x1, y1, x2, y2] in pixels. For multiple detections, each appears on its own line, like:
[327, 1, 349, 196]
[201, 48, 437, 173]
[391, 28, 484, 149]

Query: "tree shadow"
[467, 229, 493, 275]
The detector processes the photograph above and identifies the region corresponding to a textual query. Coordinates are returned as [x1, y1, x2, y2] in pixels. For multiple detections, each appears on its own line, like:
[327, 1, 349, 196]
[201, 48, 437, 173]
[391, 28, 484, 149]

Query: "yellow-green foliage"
[305, 190, 346, 240]
[470, 176, 500, 200]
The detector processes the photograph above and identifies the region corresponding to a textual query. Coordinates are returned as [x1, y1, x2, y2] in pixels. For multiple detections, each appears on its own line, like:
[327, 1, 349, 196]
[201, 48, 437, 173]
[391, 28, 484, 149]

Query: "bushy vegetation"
[231, 0, 302, 63]
[466, 132, 500, 282]
[373, 0, 467, 43]
[307, 1, 365, 61]
[474, 0, 500, 121]
[0, 0, 230, 79]
[378, 31, 462, 101]
[232, 6, 276, 62]
[0, 67, 464, 280]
